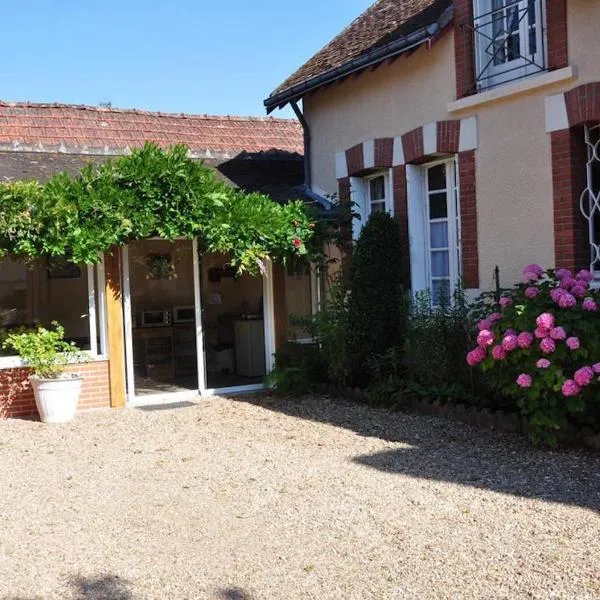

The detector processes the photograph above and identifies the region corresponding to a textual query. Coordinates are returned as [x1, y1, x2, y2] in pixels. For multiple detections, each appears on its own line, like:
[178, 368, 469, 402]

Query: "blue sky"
[1, 1, 372, 118]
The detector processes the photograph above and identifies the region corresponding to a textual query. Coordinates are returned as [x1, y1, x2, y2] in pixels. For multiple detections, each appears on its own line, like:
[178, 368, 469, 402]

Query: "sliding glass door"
[122, 241, 274, 404]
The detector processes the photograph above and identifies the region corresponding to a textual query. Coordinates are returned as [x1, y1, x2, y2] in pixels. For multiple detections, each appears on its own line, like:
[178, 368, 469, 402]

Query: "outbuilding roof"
[0, 102, 303, 157]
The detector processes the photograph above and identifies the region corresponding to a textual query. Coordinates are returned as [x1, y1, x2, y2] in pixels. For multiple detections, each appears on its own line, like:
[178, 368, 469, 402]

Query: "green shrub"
[267, 342, 328, 395]
[2, 321, 87, 379]
[404, 288, 474, 392]
[311, 274, 352, 385]
[346, 212, 407, 385]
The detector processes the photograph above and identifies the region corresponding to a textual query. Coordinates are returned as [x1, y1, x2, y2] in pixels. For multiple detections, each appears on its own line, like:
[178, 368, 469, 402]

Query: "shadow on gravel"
[217, 587, 253, 599]
[4, 575, 134, 600]
[230, 393, 600, 512]
[69, 575, 134, 600]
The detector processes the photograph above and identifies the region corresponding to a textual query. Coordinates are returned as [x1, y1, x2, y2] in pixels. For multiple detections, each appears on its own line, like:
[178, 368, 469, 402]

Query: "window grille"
[581, 124, 600, 280]
[471, 0, 546, 90]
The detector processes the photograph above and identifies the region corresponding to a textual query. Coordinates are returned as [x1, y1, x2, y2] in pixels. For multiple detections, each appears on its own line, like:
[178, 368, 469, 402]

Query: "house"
[0, 102, 316, 417]
[265, 0, 600, 304]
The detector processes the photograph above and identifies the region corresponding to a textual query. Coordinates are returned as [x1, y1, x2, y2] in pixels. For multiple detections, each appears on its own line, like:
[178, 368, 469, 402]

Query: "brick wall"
[551, 127, 588, 270]
[0, 360, 111, 419]
[458, 150, 479, 288]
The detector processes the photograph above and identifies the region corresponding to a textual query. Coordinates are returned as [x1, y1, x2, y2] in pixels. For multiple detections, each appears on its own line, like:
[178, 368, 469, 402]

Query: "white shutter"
[406, 164, 428, 295]
[350, 176, 367, 240]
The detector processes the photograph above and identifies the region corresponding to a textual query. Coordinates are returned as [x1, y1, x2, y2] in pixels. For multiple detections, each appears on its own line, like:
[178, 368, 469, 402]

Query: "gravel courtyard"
[1, 394, 599, 600]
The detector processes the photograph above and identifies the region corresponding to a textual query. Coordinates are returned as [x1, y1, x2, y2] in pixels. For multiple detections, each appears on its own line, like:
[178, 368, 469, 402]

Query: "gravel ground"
[0, 393, 599, 600]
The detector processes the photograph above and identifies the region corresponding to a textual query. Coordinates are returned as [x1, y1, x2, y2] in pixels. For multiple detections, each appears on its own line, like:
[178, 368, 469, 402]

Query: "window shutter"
[406, 165, 428, 295]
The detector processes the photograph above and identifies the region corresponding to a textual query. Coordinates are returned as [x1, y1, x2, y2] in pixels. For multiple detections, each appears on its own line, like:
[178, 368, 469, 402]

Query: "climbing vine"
[0, 143, 315, 273]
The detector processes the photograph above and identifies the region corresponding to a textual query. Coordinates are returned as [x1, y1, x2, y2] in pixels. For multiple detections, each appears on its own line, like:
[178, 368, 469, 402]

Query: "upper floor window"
[581, 124, 600, 282]
[473, 0, 546, 91]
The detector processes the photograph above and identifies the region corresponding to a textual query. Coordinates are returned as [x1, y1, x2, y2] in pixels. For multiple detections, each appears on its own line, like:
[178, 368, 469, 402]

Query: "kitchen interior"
[128, 240, 265, 396]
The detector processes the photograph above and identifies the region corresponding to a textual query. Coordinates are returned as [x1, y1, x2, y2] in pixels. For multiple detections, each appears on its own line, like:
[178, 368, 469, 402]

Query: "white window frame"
[582, 123, 600, 285]
[351, 169, 393, 239]
[407, 157, 461, 305]
[0, 257, 108, 369]
[473, 0, 547, 91]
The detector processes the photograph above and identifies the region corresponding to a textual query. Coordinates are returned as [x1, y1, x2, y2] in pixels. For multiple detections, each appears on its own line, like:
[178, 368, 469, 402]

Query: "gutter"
[291, 100, 333, 209]
[264, 4, 453, 113]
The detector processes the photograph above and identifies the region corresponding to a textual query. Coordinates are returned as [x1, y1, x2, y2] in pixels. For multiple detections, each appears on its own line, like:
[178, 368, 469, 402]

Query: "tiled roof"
[267, 0, 449, 108]
[0, 102, 303, 156]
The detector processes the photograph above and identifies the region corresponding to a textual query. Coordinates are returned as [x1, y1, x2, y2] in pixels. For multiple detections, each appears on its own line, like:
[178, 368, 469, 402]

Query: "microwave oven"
[141, 308, 171, 328]
[173, 305, 195, 324]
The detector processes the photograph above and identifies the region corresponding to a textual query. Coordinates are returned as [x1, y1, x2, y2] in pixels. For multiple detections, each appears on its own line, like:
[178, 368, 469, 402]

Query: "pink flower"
[583, 297, 597, 312]
[523, 271, 539, 283]
[536, 358, 551, 369]
[576, 269, 593, 283]
[492, 345, 506, 361]
[466, 346, 486, 366]
[488, 312, 502, 323]
[562, 379, 581, 397]
[558, 292, 577, 308]
[566, 337, 580, 351]
[524, 286, 539, 299]
[536, 312, 555, 331]
[559, 277, 577, 290]
[517, 331, 534, 348]
[477, 329, 495, 348]
[516, 374, 533, 388]
[502, 334, 519, 352]
[592, 363, 600, 374]
[571, 285, 588, 299]
[477, 318, 492, 331]
[540, 337, 556, 354]
[549, 326, 566, 341]
[534, 327, 548, 339]
[556, 268, 572, 280]
[499, 296, 512, 309]
[550, 288, 565, 303]
[523, 264, 544, 277]
[574, 366, 594, 387]
[504, 328, 517, 337]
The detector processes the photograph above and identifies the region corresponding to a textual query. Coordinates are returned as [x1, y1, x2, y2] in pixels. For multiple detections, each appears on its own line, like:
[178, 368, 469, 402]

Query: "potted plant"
[2, 321, 88, 423]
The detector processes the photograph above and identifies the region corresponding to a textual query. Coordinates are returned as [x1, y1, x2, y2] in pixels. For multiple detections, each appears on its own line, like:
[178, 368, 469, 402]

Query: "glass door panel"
[127, 240, 198, 396]
[200, 252, 266, 390]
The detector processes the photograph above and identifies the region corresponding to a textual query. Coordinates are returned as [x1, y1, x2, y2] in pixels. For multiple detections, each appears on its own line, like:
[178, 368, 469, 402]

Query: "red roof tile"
[0, 102, 303, 156]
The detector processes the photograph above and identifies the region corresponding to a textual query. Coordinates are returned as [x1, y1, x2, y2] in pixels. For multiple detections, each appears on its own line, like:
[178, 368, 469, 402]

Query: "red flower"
[292, 237, 302, 248]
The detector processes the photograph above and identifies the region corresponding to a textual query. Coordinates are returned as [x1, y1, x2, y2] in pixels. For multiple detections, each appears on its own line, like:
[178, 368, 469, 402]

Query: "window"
[0, 257, 107, 362]
[351, 171, 392, 239]
[473, 0, 546, 90]
[407, 159, 461, 305]
[581, 124, 600, 281]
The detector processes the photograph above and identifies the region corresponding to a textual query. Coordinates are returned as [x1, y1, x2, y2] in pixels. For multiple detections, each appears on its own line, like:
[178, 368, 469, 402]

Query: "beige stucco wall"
[304, 3, 600, 290]
[305, 33, 456, 196]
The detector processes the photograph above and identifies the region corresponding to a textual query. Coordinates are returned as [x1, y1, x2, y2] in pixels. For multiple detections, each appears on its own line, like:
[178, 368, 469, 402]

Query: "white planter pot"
[30, 374, 83, 423]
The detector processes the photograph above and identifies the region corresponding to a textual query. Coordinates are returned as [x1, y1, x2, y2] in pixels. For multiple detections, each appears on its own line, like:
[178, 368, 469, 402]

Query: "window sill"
[0, 354, 108, 370]
[447, 66, 575, 113]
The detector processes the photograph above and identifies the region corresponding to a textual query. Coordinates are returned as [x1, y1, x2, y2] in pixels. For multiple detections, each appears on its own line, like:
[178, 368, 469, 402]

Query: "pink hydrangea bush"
[467, 264, 600, 445]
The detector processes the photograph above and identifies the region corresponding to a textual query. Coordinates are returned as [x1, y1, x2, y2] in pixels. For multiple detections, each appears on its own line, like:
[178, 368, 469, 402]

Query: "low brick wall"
[314, 384, 600, 452]
[0, 360, 111, 419]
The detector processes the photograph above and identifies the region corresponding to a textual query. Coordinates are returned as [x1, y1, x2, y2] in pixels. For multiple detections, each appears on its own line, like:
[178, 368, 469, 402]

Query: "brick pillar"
[458, 150, 479, 288]
[392, 165, 411, 284]
[551, 127, 588, 270]
[454, 0, 476, 99]
[546, 0, 568, 70]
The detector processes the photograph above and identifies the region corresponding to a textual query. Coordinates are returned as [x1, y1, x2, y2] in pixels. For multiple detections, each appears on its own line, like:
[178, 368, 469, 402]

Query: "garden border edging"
[312, 384, 600, 451]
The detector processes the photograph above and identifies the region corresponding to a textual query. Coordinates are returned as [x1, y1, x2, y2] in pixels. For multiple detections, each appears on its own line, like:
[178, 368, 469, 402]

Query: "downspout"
[290, 100, 312, 193]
